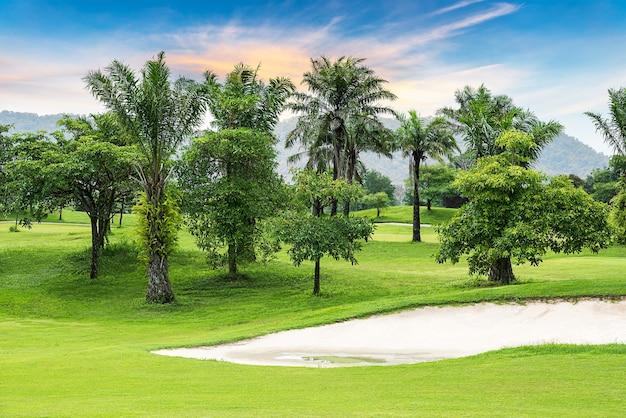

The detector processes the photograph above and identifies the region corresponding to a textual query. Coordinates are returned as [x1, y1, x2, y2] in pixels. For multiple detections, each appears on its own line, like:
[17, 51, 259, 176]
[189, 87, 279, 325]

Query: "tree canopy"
[436, 130, 611, 284]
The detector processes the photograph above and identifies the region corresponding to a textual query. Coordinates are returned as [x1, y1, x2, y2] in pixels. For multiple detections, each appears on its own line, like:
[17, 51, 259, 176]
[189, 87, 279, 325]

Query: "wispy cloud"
[430, 0, 485, 16]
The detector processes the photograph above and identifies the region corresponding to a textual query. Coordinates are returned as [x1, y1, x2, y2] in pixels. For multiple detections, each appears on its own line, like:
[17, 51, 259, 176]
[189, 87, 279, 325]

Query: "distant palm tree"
[84, 51, 208, 303]
[585, 87, 626, 157]
[396, 111, 457, 242]
[288, 56, 396, 215]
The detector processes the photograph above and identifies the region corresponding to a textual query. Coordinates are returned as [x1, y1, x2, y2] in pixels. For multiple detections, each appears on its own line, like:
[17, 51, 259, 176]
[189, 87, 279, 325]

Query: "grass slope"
[353, 205, 457, 225]
[1, 212, 625, 416]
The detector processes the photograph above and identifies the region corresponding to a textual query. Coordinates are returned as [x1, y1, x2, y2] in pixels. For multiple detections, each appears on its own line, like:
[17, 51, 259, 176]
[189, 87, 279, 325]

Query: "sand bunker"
[153, 299, 626, 367]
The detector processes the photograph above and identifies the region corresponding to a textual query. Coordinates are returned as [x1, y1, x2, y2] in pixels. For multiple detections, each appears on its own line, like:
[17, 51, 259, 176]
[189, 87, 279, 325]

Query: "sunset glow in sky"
[2, 0, 626, 153]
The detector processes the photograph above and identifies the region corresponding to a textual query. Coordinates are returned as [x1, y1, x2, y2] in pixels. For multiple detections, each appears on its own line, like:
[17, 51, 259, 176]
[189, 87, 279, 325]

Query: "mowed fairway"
[1, 211, 626, 417]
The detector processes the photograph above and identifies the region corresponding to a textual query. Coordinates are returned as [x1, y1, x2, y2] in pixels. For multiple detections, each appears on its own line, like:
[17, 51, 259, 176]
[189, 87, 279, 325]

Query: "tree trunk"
[59, 207, 63, 220]
[488, 257, 515, 285]
[119, 202, 124, 227]
[426, 199, 432, 211]
[146, 253, 175, 303]
[377, 207, 381, 217]
[412, 152, 422, 242]
[90, 217, 100, 280]
[228, 244, 238, 277]
[313, 258, 321, 295]
[343, 149, 356, 216]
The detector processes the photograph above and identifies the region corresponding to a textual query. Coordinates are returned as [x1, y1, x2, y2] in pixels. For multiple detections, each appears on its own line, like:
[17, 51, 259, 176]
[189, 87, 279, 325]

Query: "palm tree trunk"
[146, 253, 175, 303]
[412, 152, 422, 242]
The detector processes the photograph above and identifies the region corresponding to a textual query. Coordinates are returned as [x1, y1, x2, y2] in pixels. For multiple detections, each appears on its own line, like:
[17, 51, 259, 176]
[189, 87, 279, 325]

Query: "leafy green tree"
[2, 131, 57, 228]
[200, 63, 294, 263]
[362, 169, 396, 205]
[0, 124, 14, 215]
[403, 164, 461, 209]
[287, 56, 396, 215]
[84, 51, 208, 303]
[396, 111, 457, 242]
[178, 128, 285, 277]
[50, 114, 137, 279]
[273, 169, 373, 295]
[436, 131, 611, 284]
[440, 85, 563, 165]
[361, 192, 389, 217]
[583, 155, 626, 203]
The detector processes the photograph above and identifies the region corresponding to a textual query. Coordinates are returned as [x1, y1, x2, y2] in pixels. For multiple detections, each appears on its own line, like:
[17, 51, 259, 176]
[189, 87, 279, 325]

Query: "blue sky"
[1, 0, 626, 154]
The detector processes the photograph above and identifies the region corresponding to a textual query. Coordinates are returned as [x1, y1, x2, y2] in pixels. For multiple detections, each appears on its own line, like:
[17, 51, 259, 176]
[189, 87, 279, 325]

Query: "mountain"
[1, 111, 609, 182]
[0, 110, 81, 133]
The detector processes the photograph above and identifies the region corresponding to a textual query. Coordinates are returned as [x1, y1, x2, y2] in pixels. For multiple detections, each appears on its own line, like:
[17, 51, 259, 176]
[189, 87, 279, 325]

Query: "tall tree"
[436, 130, 610, 284]
[177, 128, 286, 278]
[84, 51, 208, 303]
[396, 111, 457, 242]
[440, 85, 562, 273]
[50, 114, 136, 279]
[287, 56, 396, 215]
[200, 63, 294, 262]
[273, 170, 373, 295]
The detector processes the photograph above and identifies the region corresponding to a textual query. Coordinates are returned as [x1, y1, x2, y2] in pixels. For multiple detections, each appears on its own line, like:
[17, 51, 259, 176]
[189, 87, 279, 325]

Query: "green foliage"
[436, 145, 612, 283]
[178, 128, 286, 274]
[362, 169, 396, 204]
[360, 192, 389, 217]
[404, 164, 460, 208]
[584, 155, 626, 203]
[133, 191, 183, 261]
[610, 180, 626, 244]
[292, 168, 364, 214]
[274, 212, 375, 267]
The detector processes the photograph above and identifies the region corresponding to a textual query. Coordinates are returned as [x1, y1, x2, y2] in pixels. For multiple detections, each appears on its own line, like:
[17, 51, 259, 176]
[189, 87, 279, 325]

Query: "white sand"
[153, 299, 626, 367]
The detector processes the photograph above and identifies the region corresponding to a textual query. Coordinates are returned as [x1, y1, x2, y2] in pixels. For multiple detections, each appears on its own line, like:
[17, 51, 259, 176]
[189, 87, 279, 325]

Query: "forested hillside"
[1, 110, 609, 182]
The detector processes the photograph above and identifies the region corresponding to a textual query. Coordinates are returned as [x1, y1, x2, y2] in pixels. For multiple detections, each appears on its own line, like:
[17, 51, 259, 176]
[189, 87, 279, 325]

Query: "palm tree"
[586, 87, 626, 242]
[288, 56, 397, 215]
[84, 51, 208, 303]
[585, 87, 626, 157]
[202, 62, 295, 133]
[440, 85, 562, 166]
[396, 111, 457, 242]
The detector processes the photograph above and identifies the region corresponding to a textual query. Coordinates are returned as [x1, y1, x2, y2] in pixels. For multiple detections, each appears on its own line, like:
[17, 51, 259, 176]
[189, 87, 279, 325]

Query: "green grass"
[353, 205, 457, 224]
[1, 218, 625, 416]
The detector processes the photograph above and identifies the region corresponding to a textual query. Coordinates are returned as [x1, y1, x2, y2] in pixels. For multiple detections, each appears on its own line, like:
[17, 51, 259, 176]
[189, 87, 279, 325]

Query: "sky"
[1, 0, 626, 154]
